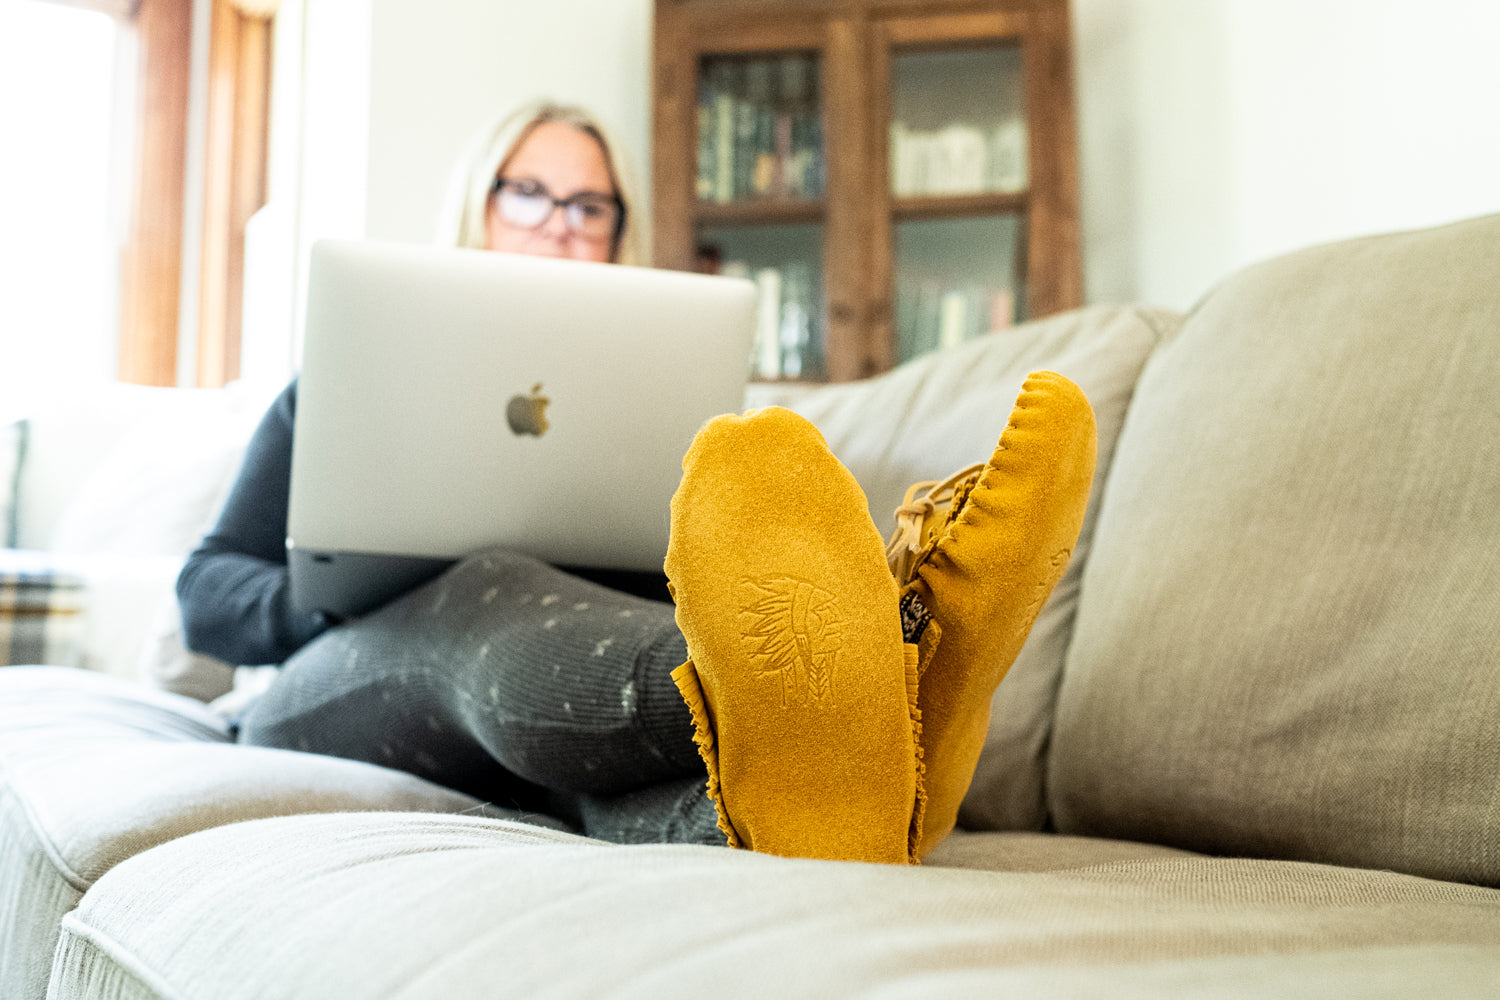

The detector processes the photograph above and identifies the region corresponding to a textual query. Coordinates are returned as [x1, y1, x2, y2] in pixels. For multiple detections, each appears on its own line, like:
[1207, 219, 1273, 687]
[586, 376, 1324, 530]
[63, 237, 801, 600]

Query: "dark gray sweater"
[177, 380, 328, 666]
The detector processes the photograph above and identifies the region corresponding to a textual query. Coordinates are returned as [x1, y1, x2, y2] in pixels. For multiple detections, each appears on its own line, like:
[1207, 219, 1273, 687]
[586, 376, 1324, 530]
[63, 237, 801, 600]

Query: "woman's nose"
[539, 203, 570, 237]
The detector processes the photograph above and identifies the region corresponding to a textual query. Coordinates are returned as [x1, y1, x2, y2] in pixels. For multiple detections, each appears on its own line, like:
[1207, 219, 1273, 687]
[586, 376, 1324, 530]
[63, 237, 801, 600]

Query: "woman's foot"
[666, 407, 921, 864]
[884, 371, 1097, 858]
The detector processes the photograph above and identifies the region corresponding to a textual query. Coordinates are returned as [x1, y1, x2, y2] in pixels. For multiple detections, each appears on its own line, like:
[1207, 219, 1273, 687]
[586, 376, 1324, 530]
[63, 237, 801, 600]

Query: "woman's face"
[485, 121, 621, 264]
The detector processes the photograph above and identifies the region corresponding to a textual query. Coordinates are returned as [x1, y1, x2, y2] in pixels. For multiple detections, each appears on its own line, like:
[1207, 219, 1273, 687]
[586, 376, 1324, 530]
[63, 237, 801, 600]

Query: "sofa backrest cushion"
[1050, 214, 1500, 887]
[794, 304, 1178, 831]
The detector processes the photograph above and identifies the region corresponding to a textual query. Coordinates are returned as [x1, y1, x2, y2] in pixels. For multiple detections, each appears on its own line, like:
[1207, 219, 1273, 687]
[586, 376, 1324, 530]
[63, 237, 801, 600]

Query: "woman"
[178, 100, 1098, 863]
[435, 101, 646, 265]
[178, 101, 643, 668]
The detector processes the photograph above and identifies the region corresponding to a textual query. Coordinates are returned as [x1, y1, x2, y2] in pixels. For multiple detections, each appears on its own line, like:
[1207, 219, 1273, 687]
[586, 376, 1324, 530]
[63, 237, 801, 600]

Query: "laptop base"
[289, 548, 454, 618]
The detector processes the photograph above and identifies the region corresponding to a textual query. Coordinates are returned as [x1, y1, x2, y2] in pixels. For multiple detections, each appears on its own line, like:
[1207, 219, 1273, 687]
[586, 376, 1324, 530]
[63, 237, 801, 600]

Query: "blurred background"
[3, 0, 1498, 413]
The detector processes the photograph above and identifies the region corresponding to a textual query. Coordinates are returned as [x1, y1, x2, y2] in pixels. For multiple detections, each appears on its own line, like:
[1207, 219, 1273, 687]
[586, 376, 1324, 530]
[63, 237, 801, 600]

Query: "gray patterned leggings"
[237, 549, 723, 846]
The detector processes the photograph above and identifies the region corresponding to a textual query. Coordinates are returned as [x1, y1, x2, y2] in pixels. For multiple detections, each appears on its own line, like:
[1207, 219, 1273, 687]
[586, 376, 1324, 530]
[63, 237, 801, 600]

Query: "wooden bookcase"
[652, 0, 1081, 383]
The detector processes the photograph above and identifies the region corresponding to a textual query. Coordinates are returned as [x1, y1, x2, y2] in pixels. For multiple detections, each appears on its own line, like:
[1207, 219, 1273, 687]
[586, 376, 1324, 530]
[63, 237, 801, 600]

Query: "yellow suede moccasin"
[884, 371, 1097, 858]
[666, 406, 921, 864]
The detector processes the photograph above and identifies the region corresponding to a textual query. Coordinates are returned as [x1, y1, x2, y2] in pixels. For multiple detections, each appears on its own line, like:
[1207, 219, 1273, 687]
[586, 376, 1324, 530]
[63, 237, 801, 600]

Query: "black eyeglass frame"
[489, 177, 627, 249]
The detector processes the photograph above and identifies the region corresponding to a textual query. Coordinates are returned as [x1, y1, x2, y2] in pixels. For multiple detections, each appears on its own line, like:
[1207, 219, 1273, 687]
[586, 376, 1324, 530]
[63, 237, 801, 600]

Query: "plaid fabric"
[1, 559, 85, 667]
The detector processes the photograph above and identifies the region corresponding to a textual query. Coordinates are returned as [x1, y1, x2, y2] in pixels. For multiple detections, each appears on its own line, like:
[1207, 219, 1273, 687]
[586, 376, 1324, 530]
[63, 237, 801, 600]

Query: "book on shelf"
[752, 267, 782, 379]
[696, 54, 824, 204]
[714, 258, 819, 380]
[777, 263, 815, 379]
[895, 281, 1017, 363]
[889, 119, 1028, 198]
[695, 104, 715, 201]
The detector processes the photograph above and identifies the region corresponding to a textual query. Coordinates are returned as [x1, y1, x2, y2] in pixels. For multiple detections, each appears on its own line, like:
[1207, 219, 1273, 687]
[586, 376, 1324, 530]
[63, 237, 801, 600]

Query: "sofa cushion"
[49, 810, 1500, 999]
[794, 304, 1178, 831]
[0, 667, 567, 1000]
[1051, 214, 1500, 886]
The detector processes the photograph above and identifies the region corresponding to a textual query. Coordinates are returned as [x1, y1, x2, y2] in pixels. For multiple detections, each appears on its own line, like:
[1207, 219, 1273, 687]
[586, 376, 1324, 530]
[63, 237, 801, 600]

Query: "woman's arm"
[176, 380, 329, 666]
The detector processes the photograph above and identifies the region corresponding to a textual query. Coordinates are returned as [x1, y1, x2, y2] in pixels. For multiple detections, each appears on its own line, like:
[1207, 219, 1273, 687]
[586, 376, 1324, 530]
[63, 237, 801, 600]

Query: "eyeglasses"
[490, 177, 624, 243]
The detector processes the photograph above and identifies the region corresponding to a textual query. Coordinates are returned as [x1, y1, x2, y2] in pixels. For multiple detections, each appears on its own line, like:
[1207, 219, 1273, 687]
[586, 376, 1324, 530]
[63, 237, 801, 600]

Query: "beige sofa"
[2, 215, 1498, 998]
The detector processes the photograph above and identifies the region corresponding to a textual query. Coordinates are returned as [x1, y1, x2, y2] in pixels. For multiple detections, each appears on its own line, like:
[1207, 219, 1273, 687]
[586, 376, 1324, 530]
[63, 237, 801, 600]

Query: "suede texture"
[898, 372, 1097, 857]
[666, 407, 918, 864]
[793, 305, 1175, 832]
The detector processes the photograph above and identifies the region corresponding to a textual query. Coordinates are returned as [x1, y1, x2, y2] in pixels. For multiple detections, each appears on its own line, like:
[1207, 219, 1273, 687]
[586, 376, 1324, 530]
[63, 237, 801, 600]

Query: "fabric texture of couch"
[2, 214, 1498, 998]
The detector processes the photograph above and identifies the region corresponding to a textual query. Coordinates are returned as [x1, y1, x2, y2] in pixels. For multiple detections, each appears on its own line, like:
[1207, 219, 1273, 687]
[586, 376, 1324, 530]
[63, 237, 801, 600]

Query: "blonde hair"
[435, 100, 648, 266]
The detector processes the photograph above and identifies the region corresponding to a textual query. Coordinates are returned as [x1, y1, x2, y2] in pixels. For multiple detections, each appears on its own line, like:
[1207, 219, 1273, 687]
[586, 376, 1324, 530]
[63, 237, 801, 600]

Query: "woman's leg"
[238, 550, 713, 830]
[551, 776, 724, 846]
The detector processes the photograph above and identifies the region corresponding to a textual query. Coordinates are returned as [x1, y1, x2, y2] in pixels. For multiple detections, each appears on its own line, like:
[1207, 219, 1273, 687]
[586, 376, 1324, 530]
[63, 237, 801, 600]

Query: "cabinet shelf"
[693, 199, 826, 227]
[892, 191, 1028, 222]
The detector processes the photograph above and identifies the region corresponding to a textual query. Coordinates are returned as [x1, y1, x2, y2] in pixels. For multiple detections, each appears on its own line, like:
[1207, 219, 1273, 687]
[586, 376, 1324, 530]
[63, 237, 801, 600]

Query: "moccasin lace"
[884, 462, 986, 584]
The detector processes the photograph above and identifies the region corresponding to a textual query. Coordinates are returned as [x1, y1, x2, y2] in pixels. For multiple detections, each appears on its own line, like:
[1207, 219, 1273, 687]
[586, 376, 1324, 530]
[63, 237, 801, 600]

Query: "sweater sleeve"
[177, 379, 329, 666]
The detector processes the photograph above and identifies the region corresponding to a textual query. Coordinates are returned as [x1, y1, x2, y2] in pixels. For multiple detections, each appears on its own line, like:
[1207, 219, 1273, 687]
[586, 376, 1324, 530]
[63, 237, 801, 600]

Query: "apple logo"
[505, 382, 550, 437]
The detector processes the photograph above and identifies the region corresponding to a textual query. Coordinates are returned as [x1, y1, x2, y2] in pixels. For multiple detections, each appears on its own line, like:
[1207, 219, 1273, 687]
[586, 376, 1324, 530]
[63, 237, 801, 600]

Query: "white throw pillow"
[138, 595, 237, 702]
[48, 385, 271, 557]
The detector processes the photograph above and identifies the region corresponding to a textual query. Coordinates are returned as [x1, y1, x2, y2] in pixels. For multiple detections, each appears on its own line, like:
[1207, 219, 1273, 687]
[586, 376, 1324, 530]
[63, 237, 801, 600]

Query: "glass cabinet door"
[692, 52, 827, 382]
[653, 0, 1080, 386]
[696, 54, 823, 205]
[894, 214, 1022, 363]
[884, 42, 1030, 365]
[889, 45, 1025, 198]
[700, 221, 825, 380]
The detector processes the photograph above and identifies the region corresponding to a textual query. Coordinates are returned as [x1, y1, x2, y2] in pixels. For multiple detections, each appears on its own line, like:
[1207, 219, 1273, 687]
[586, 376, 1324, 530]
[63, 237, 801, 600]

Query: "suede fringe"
[670, 659, 740, 849]
[904, 642, 927, 865]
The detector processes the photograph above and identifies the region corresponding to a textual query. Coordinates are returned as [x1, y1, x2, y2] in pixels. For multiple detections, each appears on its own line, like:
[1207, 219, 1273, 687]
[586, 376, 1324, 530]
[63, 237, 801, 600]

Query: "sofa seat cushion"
[51, 810, 1500, 1000]
[0, 667, 564, 1000]
[1051, 214, 1500, 887]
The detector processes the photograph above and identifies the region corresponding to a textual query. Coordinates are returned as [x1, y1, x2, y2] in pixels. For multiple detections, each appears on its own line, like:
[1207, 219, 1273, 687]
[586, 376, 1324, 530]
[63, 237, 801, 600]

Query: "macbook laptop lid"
[287, 238, 756, 617]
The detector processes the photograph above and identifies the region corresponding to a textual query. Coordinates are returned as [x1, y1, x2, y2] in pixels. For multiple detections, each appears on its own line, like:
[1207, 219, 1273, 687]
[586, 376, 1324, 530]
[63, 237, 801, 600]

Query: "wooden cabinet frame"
[653, 0, 1081, 382]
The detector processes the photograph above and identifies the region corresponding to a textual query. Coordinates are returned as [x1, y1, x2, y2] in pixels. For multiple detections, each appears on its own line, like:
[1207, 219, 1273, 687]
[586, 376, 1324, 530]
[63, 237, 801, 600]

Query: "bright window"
[0, 1, 130, 418]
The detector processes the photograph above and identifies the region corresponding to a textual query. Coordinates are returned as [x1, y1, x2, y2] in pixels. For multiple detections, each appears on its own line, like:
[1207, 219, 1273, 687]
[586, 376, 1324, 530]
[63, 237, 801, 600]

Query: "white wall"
[1075, 0, 1500, 309]
[362, 0, 653, 244]
[259, 0, 1500, 374]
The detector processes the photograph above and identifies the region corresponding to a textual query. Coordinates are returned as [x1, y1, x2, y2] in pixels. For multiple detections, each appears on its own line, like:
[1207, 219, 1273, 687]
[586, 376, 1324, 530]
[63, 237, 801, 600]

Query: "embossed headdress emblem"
[738, 575, 841, 708]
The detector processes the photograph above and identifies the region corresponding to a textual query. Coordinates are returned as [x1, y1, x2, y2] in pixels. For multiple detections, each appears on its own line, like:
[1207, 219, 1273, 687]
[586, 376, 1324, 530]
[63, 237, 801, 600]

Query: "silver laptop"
[287, 238, 756, 616]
